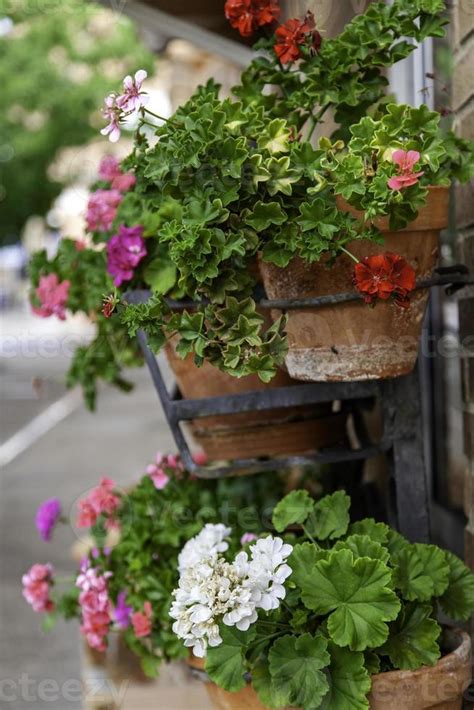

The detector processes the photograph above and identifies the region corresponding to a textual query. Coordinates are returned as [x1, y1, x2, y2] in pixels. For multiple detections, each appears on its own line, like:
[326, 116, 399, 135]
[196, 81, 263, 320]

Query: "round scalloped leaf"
[380, 602, 441, 670]
[305, 491, 351, 541]
[252, 662, 288, 710]
[334, 534, 390, 564]
[348, 519, 389, 544]
[302, 549, 400, 651]
[439, 551, 474, 621]
[268, 633, 330, 708]
[272, 490, 314, 533]
[319, 644, 371, 710]
[393, 543, 450, 602]
[206, 625, 255, 692]
[289, 542, 329, 590]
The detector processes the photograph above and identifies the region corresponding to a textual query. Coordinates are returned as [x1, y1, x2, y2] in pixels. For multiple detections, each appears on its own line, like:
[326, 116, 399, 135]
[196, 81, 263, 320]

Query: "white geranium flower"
[177, 523, 231, 572]
[170, 526, 293, 658]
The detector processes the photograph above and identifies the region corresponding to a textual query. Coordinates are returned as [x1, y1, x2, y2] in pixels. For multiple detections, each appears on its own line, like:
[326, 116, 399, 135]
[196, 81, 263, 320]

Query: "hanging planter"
[165, 336, 347, 461]
[198, 628, 471, 710]
[260, 186, 449, 382]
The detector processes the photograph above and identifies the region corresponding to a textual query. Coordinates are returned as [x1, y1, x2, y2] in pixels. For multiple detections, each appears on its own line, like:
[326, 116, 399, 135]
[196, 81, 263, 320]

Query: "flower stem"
[302, 525, 318, 545]
[143, 107, 171, 123]
[339, 246, 360, 264]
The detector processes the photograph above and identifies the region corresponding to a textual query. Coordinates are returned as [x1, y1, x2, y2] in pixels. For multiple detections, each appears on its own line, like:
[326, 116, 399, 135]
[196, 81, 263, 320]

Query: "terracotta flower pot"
[189, 629, 471, 710]
[165, 337, 347, 461]
[259, 186, 449, 382]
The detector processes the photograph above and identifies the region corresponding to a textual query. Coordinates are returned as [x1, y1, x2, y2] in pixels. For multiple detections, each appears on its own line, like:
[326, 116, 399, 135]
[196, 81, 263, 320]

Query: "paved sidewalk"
[0, 365, 175, 710]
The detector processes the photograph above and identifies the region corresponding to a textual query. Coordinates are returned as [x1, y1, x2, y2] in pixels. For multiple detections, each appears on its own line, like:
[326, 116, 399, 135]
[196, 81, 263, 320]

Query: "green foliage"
[0, 0, 154, 243]
[272, 490, 315, 532]
[206, 626, 256, 692]
[268, 633, 330, 707]
[439, 551, 474, 621]
[380, 603, 441, 670]
[393, 543, 450, 602]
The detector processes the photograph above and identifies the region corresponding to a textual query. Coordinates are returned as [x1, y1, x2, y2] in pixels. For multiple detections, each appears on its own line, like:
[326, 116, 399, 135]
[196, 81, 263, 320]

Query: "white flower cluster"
[170, 526, 293, 658]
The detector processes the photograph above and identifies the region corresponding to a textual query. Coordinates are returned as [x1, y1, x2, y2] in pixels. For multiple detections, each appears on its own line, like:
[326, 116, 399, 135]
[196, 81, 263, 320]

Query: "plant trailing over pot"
[29, 0, 474, 393]
[170, 490, 474, 709]
[21, 452, 288, 677]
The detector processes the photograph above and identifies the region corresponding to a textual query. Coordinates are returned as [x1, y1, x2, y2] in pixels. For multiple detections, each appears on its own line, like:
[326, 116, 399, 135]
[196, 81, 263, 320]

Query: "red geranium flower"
[274, 11, 322, 64]
[354, 252, 416, 308]
[224, 0, 280, 37]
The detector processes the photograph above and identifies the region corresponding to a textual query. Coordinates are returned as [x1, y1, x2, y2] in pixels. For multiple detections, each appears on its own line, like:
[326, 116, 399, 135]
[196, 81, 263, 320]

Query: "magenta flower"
[240, 532, 258, 546]
[32, 274, 70, 321]
[86, 189, 122, 233]
[106, 225, 147, 287]
[35, 498, 62, 542]
[98, 156, 136, 192]
[117, 69, 148, 113]
[387, 149, 424, 190]
[114, 591, 133, 629]
[101, 94, 122, 143]
[22, 563, 55, 613]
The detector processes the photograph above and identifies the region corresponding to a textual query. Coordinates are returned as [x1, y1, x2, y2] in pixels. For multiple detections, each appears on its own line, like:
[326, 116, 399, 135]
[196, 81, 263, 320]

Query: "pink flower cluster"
[77, 477, 121, 529]
[387, 149, 424, 190]
[131, 601, 153, 638]
[86, 156, 136, 234]
[22, 563, 55, 613]
[101, 70, 148, 143]
[32, 273, 70, 321]
[146, 452, 182, 490]
[76, 559, 112, 652]
[106, 225, 147, 287]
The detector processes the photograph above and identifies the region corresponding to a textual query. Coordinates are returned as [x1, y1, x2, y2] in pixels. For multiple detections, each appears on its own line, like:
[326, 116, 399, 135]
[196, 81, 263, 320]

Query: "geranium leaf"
[272, 490, 314, 532]
[252, 662, 288, 710]
[439, 551, 474, 621]
[320, 643, 371, 710]
[301, 549, 400, 651]
[268, 633, 330, 708]
[348, 519, 389, 544]
[334, 534, 390, 564]
[290, 542, 327, 590]
[244, 201, 287, 231]
[305, 491, 351, 541]
[206, 625, 255, 692]
[380, 602, 441, 670]
[393, 544, 450, 602]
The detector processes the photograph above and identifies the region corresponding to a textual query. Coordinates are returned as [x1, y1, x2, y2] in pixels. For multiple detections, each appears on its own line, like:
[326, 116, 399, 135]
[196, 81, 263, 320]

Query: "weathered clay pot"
[191, 629, 471, 710]
[259, 187, 449, 382]
[165, 337, 347, 461]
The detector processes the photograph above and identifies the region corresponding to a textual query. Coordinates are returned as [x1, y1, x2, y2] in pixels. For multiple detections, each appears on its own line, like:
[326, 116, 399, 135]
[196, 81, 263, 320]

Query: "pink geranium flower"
[77, 560, 112, 651]
[387, 149, 424, 190]
[240, 532, 258, 545]
[98, 156, 136, 192]
[117, 70, 149, 113]
[86, 189, 122, 233]
[146, 452, 184, 490]
[22, 563, 55, 613]
[131, 601, 153, 638]
[77, 477, 120, 529]
[106, 225, 147, 287]
[32, 274, 70, 321]
[101, 95, 122, 143]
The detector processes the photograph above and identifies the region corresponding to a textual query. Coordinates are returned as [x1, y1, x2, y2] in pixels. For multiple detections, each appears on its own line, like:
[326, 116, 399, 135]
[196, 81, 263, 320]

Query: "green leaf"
[143, 257, 177, 295]
[302, 549, 401, 651]
[320, 644, 370, 710]
[258, 119, 291, 154]
[380, 602, 441, 671]
[206, 625, 255, 692]
[348, 519, 389, 545]
[290, 542, 328, 591]
[272, 490, 314, 532]
[252, 662, 288, 710]
[268, 633, 330, 708]
[439, 551, 474, 621]
[244, 201, 286, 231]
[393, 544, 450, 602]
[334, 534, 390, 564]
[306, 491, 351, 541]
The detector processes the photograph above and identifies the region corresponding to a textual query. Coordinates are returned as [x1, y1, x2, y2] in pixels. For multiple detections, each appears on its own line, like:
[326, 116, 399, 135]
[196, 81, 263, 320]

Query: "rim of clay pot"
[371, 627, 471, 686]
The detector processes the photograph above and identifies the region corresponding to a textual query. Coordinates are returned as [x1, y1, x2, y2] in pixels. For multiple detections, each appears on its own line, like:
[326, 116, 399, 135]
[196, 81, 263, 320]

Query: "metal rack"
[128, 265, 474, 544]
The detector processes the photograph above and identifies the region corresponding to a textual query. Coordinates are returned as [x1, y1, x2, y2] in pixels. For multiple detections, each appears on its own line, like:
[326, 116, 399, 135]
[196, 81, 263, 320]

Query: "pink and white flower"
[117, 70, 148, 113]
[76, 560, 112, 652]
[387, 149, 424, 190]
[101, 95, 122, 143]
[86, 188, 122, 233]
[22, 563, 55, 613]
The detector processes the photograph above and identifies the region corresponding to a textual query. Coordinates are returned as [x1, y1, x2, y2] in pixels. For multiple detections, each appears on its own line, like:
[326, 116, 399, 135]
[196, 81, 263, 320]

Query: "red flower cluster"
[354, 253, 416, 308]
[274, 11, 322, 64]
[224, 0, 280, 37]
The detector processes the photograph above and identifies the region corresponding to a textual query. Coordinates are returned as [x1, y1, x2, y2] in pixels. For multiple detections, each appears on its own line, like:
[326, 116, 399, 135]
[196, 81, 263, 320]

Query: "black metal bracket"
[128, 264, 473, 543]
